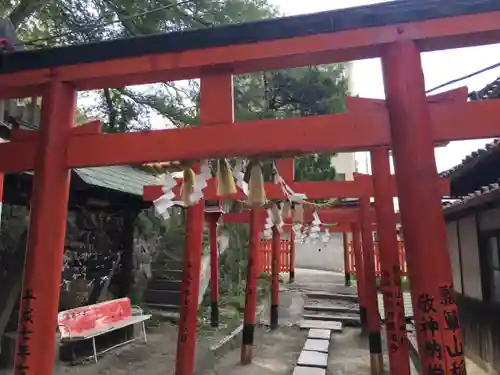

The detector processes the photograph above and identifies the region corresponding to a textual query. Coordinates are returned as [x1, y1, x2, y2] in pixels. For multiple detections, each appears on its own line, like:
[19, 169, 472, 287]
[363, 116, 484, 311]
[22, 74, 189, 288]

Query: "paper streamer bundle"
[190, 161, 211, 203]
[282, 200, 292, 218]
[153, 172, 179, 219]
[263, 208, 274, 239]
[271, 202, 284, 234]
[292, 203, 304, 223]
[233, 159, 249, 196]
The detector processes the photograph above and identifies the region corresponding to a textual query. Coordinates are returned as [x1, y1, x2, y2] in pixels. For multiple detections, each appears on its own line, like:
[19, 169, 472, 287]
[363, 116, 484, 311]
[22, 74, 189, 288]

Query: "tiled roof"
[442, 180, 500, 213]
[74, 166, 162, 196]
[439, 139, 500, 178]
[439, 75, 500, 181]
[469, 76, 500, 100]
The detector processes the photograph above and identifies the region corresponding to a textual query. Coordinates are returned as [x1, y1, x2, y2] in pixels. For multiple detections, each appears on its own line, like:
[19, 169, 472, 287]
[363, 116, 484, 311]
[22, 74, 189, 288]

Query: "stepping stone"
[303, 339, 329, 353]
[303, 313, 360, 326]
[304, 304, 360, 314]
[297, 350, 328, 368]
[300, 320, 343, 331]
[307, 329, 331, 340]
[293, 366, 326, 375]
[306, 291, 358, 302]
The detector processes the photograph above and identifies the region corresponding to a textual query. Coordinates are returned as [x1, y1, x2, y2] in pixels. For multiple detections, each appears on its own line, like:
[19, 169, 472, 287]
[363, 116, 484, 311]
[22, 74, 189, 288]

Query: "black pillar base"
[241, 323, 255, 364]
[359, 306, 367, 334]
[345, 272, 351, 287]
[368, 331, 383, 354]
[210, 301, 219, 328]
[369, 331, 384, 375]
[289, 270, 295, 284]
[242, 323, 255, 345]
[270, 304, 279, 330]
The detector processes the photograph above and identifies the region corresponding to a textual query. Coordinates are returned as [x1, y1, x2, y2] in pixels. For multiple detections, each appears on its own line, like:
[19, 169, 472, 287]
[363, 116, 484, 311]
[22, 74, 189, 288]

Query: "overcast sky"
[270, 0, 500, 173]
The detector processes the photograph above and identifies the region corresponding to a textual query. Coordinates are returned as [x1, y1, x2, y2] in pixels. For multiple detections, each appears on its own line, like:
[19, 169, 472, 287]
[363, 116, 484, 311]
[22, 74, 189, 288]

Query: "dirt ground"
[203, 326, 306, 375]
[55, 323, 199, 375]
[2, 268, 489, 375]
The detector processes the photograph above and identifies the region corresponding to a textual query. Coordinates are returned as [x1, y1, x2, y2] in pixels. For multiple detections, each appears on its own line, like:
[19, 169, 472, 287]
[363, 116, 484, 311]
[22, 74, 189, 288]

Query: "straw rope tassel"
[247, 162, 266, 206]
[180, 167, 196, 206]
[216, 158, 237, 196]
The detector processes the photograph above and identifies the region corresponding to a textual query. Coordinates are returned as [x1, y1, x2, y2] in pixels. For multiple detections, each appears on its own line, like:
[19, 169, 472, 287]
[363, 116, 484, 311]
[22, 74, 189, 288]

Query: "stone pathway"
[292, 269, 357, 375]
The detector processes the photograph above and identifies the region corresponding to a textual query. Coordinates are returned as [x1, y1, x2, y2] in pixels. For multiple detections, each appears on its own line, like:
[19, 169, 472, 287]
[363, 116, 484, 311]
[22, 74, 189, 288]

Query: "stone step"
[299, 320, 343, 332]
[144, 290, 181, 305]
[377, 293, 414, 318]
[148, 279, 181, 291]
[146, 302, 180, 312]
[305, 291, 358, 303]
[304, 304, 360, 314]
[297, 351, 328, 368]
[303, 313, 361, 327]
[293, 367, 325, 375]
[152, 259, 184, 271]
[303, 339, 329, 353]
[148, 309, 180, 322]
[307, 329, 331, 340]
[154, 269, 183, 281]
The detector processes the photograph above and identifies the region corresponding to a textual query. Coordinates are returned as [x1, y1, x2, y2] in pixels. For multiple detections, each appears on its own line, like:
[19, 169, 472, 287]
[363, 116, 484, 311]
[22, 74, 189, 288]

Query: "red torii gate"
[145, 167, 416, 361]
[145, 155, 448, 372]
[0, 1, 499, 375]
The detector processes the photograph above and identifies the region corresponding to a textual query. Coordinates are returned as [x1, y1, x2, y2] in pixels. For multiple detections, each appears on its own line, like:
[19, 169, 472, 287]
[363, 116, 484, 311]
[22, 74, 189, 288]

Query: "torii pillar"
[371, 148, 410, 375]
[14, 80, 76, 375]
[382, 40, 466, 373]
[357, 192, 384, 374]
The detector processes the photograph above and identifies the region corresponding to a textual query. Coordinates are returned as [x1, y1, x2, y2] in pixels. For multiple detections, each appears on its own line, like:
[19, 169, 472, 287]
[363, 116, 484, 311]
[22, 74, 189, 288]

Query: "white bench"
[57, 297, 151, 363]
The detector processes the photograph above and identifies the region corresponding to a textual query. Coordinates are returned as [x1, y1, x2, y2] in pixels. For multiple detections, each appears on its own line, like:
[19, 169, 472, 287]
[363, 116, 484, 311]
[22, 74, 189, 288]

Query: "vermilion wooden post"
[241, 208, 261, 364]
[275, 159, 295, 284]
[359, 194, 384, 375]
[289, 230, 296, 283]
[371, 148, 410, 375]
[0, 139, 5, 226]
[343, 231, 351, 286]
[13, 80, 75, 375]
[382, 40, 466, 374]
[270, 225, 280, 330]
[176, 199, 204, 375]
[351, 223, 367, 331]
[176, 72, 233, 375]
[208, 213, 222, 327]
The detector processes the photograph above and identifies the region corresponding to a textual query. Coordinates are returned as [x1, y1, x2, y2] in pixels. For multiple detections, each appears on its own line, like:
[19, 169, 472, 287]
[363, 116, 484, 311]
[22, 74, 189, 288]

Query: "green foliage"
[235, 65, 349, 182]
[2, 0, 279, 132]
[218, 222, 249, 297]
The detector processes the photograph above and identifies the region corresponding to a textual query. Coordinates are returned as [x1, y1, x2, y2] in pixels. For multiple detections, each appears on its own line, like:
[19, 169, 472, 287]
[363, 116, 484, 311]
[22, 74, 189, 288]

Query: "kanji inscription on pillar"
[381, 267, 406, 353]
[179, 262, 193, 343]
[16, 288, 36, 375]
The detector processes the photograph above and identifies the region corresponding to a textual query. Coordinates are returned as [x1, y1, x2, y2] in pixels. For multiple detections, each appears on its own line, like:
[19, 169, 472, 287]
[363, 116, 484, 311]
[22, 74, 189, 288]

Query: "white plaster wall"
[331, 152, 357, 181]
[458, 216, 483, 300]
[446, 221, 463, 294]
[295, 233, 345, 272]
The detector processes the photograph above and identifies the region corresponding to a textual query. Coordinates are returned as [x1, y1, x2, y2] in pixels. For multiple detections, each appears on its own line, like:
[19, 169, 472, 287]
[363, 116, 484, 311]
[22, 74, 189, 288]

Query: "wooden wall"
[446, 207, 500, 373]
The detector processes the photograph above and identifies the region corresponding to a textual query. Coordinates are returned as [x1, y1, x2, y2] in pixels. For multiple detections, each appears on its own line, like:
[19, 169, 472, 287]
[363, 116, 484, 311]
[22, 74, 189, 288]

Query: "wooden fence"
[258, 239, 407, 276]
[259, 240, 291, 274]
